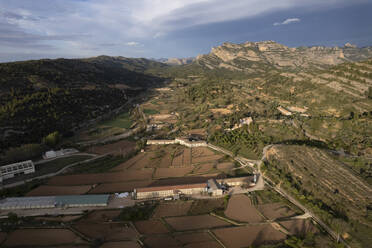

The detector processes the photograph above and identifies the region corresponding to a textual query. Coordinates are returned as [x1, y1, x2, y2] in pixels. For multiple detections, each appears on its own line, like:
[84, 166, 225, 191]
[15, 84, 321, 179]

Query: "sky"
[0, 0, 372, 62]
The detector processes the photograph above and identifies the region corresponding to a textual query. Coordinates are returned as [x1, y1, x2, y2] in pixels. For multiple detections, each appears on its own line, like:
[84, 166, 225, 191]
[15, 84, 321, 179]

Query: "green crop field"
[101, 112, 133, 129]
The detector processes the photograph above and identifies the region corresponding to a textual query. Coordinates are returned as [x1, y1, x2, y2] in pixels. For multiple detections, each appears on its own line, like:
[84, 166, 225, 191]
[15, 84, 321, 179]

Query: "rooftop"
[136, 183, 206, 193]
[0, 194, 110, 209]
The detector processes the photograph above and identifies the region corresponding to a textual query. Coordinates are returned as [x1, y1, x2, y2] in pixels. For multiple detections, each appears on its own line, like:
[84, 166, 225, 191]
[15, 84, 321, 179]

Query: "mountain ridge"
[195, 40, 372, 71]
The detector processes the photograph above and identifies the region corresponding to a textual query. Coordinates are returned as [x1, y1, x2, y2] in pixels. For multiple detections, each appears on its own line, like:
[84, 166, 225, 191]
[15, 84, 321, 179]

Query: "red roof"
[136, 183, 206, 193]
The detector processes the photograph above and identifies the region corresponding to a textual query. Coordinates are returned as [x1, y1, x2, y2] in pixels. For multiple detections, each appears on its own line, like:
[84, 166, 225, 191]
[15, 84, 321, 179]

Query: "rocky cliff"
[196, 41, 372, 71]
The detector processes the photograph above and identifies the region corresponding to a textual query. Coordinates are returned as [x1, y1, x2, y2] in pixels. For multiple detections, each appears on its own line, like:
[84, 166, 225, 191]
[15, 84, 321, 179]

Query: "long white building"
[0, 160, 35, 183]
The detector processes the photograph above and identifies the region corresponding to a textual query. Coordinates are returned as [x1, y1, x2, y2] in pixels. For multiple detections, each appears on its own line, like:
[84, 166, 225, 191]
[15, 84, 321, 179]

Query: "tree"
[367, 87, 372, 99]
[42, 131, 61, 147]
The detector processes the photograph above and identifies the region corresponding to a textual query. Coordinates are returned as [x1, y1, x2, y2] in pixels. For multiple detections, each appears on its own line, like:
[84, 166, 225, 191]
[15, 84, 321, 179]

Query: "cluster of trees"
[209, 124, 272, 158]
[0, 87, 126, 151]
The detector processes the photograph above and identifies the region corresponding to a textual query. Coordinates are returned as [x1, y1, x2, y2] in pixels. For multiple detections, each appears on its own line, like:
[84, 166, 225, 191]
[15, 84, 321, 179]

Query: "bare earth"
[4, 229, 87, 247]
[165, 215, 230, 231]
[213, 225, 286, 248]
[224, 194, 264, 223]
[152, 201, 193, 218]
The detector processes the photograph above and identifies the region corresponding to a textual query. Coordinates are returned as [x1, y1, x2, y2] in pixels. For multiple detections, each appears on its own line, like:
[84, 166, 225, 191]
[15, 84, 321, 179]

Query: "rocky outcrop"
[195, 40, 372, 70]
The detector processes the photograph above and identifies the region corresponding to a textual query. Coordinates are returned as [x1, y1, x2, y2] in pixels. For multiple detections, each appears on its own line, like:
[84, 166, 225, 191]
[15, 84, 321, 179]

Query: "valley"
[0, 41, 371, 248]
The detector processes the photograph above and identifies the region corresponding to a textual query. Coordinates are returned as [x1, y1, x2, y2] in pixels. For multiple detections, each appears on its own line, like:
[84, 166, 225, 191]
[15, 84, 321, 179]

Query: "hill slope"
[0, 57, 167, 151]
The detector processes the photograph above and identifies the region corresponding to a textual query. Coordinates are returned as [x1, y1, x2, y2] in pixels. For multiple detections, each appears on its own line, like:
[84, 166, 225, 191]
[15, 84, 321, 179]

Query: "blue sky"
[0, 0, 371, 62]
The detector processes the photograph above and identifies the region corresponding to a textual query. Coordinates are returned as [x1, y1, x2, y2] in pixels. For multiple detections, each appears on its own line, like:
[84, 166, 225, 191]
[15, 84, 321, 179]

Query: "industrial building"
[0, 194, 110, 210]
[134, 176, 255, 200]
[135, 183, 207, 200]
[0, 160, 35, 183]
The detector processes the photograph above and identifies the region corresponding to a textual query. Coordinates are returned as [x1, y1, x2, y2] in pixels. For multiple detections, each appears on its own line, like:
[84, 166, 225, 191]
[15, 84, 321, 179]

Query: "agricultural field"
[87, 139, 136, 156]
[3, 228, 88, 247]
[213, 225, 286, 248]
[76, 111, 134, 142]
[224, 194, 264, 223]
[134, 219, 169, 234]
[263, 145, 372, 247]
[152, 201, 193, 218]
[100, 241, 141, 248]
[164, 215, 230, 231]
[26, 185, 91, 196]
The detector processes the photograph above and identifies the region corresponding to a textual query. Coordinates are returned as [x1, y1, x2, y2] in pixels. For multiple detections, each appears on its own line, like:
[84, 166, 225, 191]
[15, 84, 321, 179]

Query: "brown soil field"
[183, 148, 192, 165]
[87, 140, 135, 155]
[184, 241, 222, 248]
[111, 153, 145, 171]
[188, 129, 207, 136]
[154, 167, 193, 178]
[174, 232, 213, 244]
[172, 154, 183, 167]
[26, 185, 91, 196]
[152, 201, 192, 218]
[89, 180, 153, 194]
[280, 219, 317, 236]
[213, 225, 286, 248]
[192, 147, 215, 158]
[100, 241, 141, 248]
[128, 153, 153, 170]
[4, 229, 87, 247]
[48, 169, 154, 185]
[134, 220, 169, 234]
[192, 155, 222, 164]
[0, 232, 6, 244]
[194, 163, 214, 174]
[34, 215, 82, 222]
[143, 234, 180, 248]
[217, 162, 234, 171]
[165, 215, 230, 231]
[257, 203, 297, 220]
[82, 210, 121, 222]
[189, 199, 225, 215]
[74, 222, 138, 241]
[224, 194, 264, 223]
[158, 154, 172, 168]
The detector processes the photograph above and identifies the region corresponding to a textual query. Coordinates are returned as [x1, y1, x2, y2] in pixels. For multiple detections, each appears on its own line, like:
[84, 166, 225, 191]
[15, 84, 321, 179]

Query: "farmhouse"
[0, 160, 35, 183]
[134, 183, 207, 200]
[0, 194, 110, 210]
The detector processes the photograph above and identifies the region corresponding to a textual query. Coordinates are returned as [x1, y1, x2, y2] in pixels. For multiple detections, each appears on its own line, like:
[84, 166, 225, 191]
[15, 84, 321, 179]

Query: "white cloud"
[0, 0, 365, 59]
[274, 17, 301, 26]
[125, 41, 140, 46]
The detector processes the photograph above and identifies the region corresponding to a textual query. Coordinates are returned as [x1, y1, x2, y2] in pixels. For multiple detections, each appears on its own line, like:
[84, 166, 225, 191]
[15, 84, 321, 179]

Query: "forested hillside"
[0, 57, 167, 152]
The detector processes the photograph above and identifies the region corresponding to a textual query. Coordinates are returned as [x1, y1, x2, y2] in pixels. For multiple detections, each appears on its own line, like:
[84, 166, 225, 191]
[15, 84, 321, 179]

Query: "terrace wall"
[146, 138, 207, 148]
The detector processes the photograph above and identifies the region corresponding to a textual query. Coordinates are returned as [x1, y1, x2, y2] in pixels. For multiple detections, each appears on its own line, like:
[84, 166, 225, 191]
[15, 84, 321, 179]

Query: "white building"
[0, 160, 35, 183]
[135, 183, 207, 200]
[43, 148, 78, 159]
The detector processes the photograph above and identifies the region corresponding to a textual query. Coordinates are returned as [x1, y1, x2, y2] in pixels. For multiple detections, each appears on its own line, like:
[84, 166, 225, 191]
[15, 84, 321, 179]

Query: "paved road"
[0, 154, 108, 190]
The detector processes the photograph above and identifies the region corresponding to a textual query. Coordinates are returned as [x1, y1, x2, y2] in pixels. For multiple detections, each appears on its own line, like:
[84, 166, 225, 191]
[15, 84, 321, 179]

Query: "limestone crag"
[195, 41, 372, 70]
